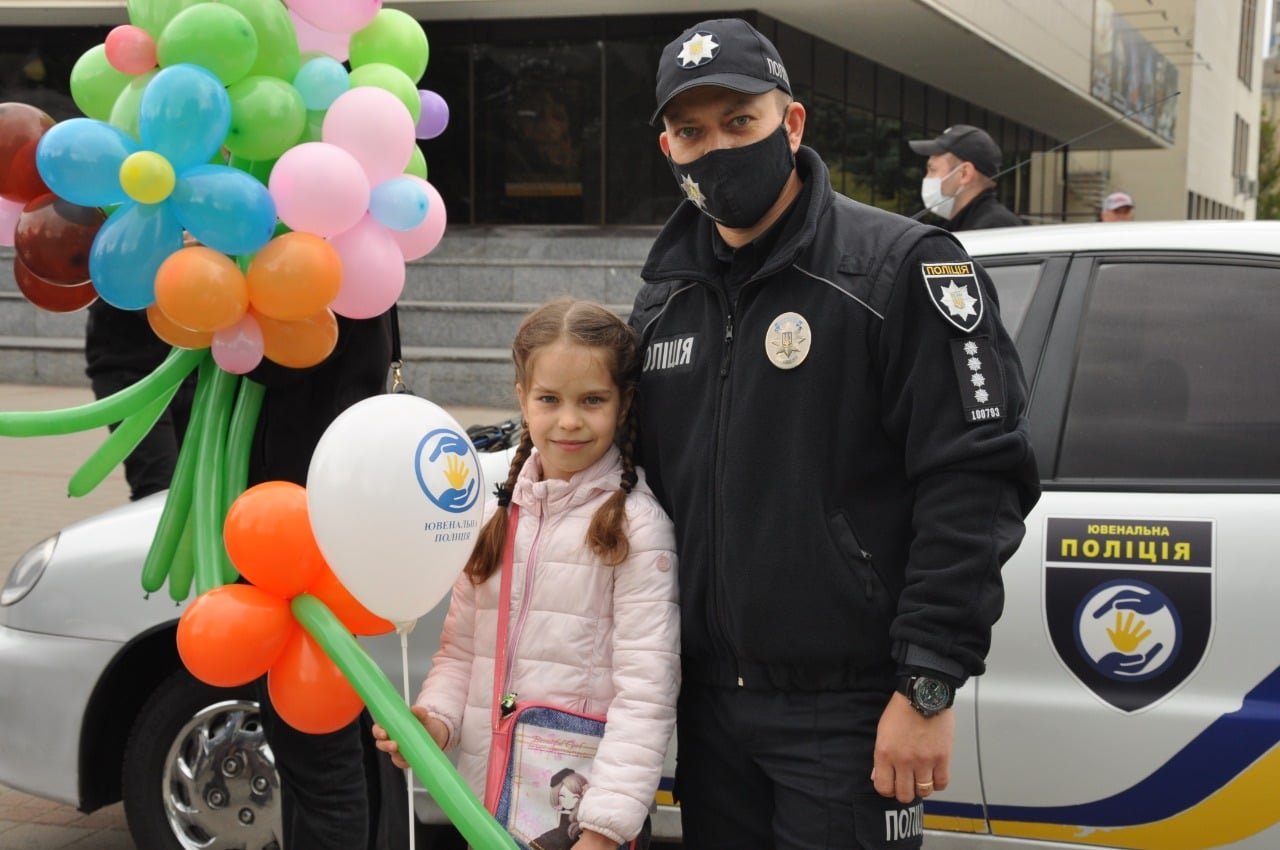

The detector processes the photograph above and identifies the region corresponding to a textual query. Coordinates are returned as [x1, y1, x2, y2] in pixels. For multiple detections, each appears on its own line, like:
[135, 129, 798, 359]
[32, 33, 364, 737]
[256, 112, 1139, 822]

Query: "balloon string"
[401, 627, 416, 850]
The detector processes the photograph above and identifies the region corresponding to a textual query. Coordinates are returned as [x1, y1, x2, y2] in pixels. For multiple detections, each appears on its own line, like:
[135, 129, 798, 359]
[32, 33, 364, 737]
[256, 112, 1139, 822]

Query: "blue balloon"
[35, 119, 136, 207]
[139, 64, 232, 174]
[369, 176, 428, 232]
[293, 57, 350, 111]
[88, 202, 184, 309]
[169, 164, 277, 256]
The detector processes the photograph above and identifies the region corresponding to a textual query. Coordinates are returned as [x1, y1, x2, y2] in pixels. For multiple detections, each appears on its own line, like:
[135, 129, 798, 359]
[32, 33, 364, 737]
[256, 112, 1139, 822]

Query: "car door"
[973, 251, 1280, 849]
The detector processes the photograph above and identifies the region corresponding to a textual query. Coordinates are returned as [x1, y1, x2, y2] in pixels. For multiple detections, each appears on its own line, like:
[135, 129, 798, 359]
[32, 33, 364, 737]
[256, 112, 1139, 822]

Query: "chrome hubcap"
[162, 699, 281, 850]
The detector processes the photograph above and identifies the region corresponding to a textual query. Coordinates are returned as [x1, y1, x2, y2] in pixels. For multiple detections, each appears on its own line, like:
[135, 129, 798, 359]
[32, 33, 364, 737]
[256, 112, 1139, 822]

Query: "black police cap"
[908, 124, 1003, 178]
[651, 18, 793, 126]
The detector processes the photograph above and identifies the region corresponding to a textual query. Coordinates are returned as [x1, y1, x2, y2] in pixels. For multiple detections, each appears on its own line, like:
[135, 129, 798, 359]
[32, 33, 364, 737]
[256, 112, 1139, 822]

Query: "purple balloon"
[415, 90, 449, 140]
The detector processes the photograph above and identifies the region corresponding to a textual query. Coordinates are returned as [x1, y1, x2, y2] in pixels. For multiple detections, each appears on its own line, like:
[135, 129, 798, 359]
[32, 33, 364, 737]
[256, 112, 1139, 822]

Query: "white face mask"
[920, 164, 962, 219]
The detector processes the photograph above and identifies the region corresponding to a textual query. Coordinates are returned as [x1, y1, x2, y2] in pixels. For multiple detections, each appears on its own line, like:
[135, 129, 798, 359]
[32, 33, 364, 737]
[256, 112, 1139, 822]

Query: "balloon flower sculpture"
[0, 0, 504, 847]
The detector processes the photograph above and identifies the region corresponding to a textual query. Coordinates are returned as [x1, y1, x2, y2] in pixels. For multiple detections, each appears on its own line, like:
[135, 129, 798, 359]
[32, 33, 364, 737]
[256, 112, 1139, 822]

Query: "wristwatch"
[896, 674, 955, 718]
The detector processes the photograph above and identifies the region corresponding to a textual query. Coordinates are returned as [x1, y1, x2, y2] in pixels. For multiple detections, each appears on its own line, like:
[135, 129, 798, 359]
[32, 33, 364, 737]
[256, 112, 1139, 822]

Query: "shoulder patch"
[922, 260, 984, 333]
[949, 336, 1005, 425]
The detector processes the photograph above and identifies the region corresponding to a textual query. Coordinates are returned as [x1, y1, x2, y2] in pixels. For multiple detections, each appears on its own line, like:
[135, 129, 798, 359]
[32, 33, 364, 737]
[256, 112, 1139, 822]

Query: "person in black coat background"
[910, 124, 1024, 230]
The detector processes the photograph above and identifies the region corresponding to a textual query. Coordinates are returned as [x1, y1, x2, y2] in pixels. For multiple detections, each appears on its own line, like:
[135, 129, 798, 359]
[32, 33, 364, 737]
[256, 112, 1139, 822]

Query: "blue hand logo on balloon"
[415, 428, 480, 514]
[34, 63, 276, 310]
[1074, 579, 1182, 682]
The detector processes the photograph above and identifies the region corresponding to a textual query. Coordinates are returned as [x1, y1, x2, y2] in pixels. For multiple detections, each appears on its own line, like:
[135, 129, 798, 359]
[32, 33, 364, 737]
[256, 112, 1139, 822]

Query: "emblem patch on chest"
[765, 312, 811, 370]
[922, 261, 984, 333]
[949, 335, 1004, 424]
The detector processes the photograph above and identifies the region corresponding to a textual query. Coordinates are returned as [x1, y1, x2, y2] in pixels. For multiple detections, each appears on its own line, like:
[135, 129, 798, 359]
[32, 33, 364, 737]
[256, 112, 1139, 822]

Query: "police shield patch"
[1044, 517, 1214, 713]
[922, 261, 983, 333]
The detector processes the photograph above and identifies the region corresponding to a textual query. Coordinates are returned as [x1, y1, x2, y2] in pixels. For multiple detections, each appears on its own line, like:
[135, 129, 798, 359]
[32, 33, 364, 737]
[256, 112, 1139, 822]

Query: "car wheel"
[122, 668, 281, 850]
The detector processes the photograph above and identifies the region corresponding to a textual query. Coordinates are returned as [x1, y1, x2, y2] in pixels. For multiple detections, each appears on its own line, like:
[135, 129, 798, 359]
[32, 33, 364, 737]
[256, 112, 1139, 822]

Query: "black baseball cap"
[651, 18, 793, 126]
[908, 125, 1002, 178]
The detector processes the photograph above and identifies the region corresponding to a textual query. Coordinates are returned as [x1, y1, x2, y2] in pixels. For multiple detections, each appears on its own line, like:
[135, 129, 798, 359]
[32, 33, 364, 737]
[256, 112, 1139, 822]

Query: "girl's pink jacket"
[415, 445, 680, 844]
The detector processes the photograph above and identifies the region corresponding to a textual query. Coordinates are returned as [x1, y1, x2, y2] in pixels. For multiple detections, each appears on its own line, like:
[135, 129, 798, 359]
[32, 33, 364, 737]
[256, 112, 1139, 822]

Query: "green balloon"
[68, 382, 180, 498]
[300, 108, 326, 144]
[108, 69, 158, 141]
[228, 153, 277, 185]
[225, 75, 306, 161]
[157, 4, 258, 86]
[348, 63, 421, 124]
[126, 0, 198, 38]
[70, 45, 134, 121]
[348, 9, 429, 83]
[292, 596, 520, 850]
[217, 0, 301, 82]
[405, 144, 427, 179]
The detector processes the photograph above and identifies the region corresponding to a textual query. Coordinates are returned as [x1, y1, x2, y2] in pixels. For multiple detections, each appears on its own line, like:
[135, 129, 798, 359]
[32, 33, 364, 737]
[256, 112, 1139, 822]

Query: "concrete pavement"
[0, 382, 515, 849]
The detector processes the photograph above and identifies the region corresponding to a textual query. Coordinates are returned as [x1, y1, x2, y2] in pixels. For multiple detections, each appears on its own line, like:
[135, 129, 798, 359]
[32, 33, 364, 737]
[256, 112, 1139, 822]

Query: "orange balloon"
[308, 566, 395, 637]
[154, 246, 249, 333]
[224, 481, 327, 599]
[247, 232, 343, 321]
[147, 303, 212, 349]
[268, 628, 365, 734]
[256, 307, 338, 369]
[177, 585, 295, 687]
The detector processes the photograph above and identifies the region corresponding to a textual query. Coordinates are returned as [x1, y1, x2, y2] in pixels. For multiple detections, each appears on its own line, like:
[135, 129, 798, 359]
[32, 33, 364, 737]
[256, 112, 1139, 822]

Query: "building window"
[1233, 114, 1250, 179]
[1238, 0, 1258, 88]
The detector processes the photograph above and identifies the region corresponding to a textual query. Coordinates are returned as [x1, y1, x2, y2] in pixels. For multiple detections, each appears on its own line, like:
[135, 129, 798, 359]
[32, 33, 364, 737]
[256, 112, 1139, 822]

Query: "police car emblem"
[1044, 517, 1214, 713]
[765, 312, 810, 370]
[677, 33, 719, 68]
[922, 261, 984, 333]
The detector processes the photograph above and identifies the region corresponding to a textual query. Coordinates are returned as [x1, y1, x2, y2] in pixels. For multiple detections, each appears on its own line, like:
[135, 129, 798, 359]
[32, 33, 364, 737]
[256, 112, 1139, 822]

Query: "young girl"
[374, 298, 679, 850]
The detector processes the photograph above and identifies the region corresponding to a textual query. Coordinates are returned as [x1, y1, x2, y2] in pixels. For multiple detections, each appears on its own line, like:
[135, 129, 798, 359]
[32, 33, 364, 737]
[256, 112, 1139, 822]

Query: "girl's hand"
[571, 829, 619, 850]
[371, 705, 436, 770]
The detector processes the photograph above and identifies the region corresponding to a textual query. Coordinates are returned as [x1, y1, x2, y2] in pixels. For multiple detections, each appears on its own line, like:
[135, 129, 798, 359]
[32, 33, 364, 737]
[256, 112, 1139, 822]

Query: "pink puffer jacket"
[415, 445, 680, 844]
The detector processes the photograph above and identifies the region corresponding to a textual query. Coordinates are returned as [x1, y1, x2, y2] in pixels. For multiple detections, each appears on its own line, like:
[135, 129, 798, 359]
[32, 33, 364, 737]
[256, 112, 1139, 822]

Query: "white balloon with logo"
[307, 394, 486, 626]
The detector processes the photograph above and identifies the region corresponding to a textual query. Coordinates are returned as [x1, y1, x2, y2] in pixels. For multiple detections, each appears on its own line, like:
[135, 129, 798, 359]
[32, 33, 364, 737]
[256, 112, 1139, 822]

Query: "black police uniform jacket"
[948, 189, 1023, 231]
[630, 147, 1040, 692]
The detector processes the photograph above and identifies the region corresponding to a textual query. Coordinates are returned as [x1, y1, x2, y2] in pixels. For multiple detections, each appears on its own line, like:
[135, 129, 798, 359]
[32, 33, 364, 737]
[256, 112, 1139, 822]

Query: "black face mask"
[667, 121, 795, 228]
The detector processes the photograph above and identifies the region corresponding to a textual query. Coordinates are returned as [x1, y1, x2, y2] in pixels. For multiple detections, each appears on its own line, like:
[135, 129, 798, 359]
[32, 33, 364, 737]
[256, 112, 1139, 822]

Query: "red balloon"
[0, 103, 54, 202]
[14, 256, 98, 312]
[14, 194, 105, 285]
[267, 629, 364, 734]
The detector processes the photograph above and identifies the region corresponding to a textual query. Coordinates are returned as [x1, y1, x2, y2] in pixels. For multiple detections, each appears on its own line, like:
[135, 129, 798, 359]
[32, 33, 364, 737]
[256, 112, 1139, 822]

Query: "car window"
[1059, 259, 1280, 480]
[980, 262, 1041, 337]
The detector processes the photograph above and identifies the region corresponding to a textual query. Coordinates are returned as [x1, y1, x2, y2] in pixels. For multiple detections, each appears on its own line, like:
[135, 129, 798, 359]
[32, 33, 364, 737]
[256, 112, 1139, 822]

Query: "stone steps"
[0, 226, 659, 407]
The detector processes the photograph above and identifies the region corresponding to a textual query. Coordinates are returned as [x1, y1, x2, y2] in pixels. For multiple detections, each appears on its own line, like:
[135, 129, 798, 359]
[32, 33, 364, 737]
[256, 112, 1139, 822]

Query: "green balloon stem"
[193, 367, 239, 596]
[67, 380, 181, 498]
[168, 509, 197, 602]
[140, 352, 213, 594]
[290, 596, 518, 850]
[0, 348, 204, 437]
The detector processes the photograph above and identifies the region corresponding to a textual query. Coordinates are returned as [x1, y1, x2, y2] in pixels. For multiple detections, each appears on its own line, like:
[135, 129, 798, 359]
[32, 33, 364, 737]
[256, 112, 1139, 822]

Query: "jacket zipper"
[500, 510, 545, 711]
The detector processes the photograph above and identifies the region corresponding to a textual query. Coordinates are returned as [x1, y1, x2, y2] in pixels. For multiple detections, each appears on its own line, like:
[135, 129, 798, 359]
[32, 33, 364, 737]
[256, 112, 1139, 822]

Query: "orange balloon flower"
[247, 232, 343, 321]
[223, 481, 327, 599]
[176, 584, 296, 687]
[154, 246, 249, 333]
[146, 303, 213, 350]
[256, 307, 338, 369]
[268, 628, 366, 734]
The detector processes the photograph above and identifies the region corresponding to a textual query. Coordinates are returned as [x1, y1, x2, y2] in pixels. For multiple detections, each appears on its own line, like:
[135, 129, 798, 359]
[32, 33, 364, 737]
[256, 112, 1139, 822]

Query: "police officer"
[910, 124, 1023, 230]
[631, 18, 1040, 849]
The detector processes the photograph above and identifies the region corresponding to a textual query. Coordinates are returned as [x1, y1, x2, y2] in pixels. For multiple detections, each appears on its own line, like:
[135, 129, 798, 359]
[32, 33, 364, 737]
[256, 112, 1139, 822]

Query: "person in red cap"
[632, 16, 1040, 850]
[1100, 191, 1136, 221]
[909, 124, 1023, 230]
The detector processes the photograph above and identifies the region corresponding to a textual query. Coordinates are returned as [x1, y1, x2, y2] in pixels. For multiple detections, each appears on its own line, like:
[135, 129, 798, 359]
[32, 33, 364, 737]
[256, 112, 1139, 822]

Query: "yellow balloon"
[119, 151, 176, 204]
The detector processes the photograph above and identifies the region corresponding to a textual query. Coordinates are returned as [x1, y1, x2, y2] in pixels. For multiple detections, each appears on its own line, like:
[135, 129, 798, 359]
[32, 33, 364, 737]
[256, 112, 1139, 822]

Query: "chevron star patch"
[922, 260, 984, 333]
[677, 32, 720, 68]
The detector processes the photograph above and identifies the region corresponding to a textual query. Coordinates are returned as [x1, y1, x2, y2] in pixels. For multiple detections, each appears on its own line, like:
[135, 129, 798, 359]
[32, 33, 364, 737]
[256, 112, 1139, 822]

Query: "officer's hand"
[871, 692, 955, 804]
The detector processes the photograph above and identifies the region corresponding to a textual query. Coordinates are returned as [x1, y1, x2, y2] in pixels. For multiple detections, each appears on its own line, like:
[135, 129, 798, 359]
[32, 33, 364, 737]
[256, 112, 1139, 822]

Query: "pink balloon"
[212, 312, 265, 374]
[327, 216, 405, 319]
[0, 198, 21, 247]
[389, 178, 446, 261]
[105, 25, 157, 75]
[285, 0, 381, 34]
[269, 142, 370, 237]
[322, 87, 415, 186]
[415, 90, 449, 140]
[289, 10, 350, 62]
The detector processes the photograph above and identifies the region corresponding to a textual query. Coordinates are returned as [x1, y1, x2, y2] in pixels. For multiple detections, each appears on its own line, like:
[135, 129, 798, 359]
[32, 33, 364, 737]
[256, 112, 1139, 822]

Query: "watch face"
[914, 677, 952, 712]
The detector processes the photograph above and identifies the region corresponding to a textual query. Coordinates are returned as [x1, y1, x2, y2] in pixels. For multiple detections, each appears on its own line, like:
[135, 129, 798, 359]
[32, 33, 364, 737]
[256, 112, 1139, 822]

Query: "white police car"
[3, 221, 1280, 849]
